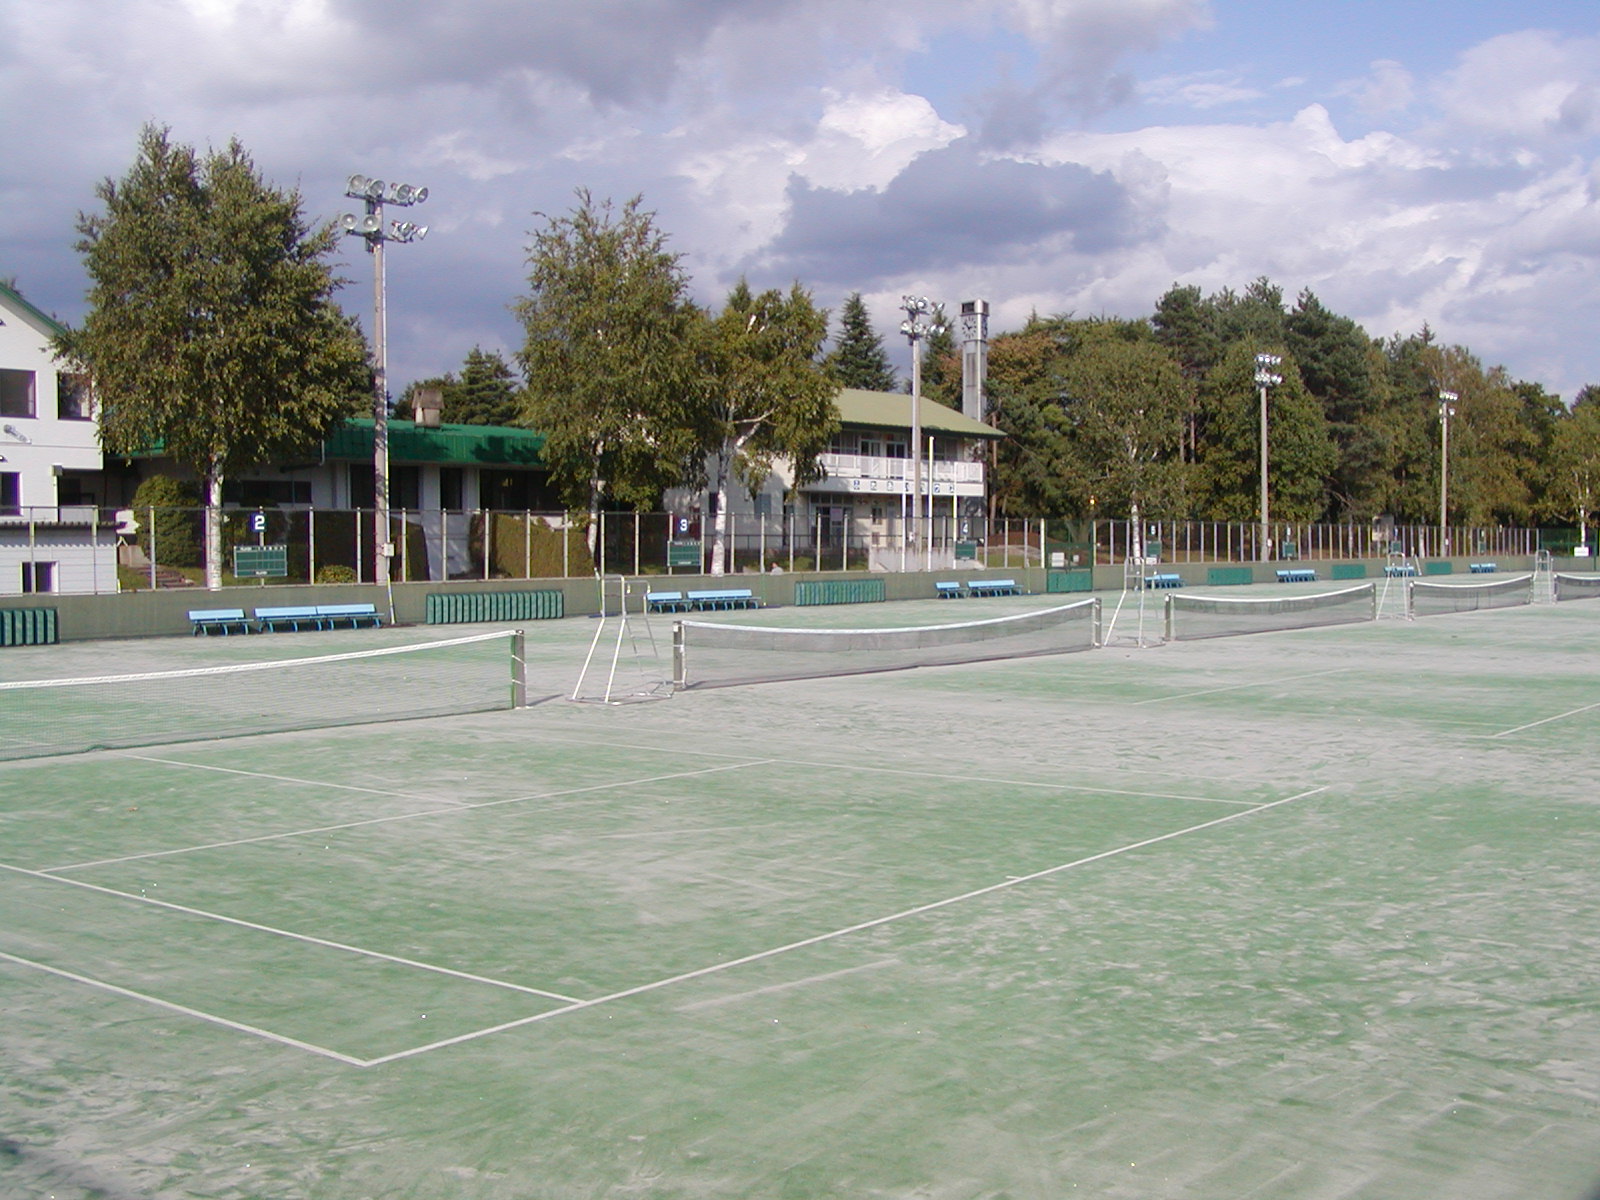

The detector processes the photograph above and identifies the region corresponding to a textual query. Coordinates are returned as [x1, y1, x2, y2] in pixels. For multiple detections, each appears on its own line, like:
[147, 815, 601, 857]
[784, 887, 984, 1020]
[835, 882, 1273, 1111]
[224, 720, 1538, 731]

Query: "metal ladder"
[1532, 549, 1555, 604]
[1378, 551, 1417, 620]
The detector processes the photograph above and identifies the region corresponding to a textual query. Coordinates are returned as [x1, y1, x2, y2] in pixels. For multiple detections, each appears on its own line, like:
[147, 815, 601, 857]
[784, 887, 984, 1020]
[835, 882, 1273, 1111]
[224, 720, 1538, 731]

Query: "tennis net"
[672, 599, 1101, 689]
[0, 629, 526, 761]
[1409, 574, 1532, 617]
[1163, 583, 1376, 640]
[1554, 572, 1600, 601]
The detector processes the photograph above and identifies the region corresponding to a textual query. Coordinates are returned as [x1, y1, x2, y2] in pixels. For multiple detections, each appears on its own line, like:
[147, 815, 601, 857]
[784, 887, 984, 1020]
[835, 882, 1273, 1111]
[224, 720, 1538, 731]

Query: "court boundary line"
[1487, 698, 1600, 738]
[0, 949, 367, 1067]
[5, 784, 1327, 1068]
[0, 862, 582, 1004]
[358, 786, 1328, 1067]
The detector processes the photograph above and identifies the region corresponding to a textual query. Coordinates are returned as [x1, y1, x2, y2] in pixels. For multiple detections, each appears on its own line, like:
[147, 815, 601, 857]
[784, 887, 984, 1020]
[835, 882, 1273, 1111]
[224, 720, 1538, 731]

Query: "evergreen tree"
[824, 293, 896, 391]
[447, 348, 521, 426]
[57, 124, 369, 589]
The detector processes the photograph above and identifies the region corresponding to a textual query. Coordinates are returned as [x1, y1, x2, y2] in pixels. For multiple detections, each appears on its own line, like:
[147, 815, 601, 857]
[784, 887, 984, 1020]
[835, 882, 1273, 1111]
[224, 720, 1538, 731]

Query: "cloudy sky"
[4, 0, 1598, 401]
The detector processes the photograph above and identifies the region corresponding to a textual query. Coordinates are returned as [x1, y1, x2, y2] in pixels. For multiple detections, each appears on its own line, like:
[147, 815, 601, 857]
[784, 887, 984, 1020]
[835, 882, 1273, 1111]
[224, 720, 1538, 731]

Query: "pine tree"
[824, 293, 897, 391]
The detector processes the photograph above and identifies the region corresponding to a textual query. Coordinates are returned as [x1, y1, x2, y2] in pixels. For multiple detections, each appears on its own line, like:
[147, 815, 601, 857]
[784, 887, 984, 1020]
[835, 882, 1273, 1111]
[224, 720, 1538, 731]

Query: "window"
[0, 472, 18, 515]
[223, 479, 311, 506]
[0, 369, 35, 418]
[439, 467, 464, 511]
[22, 562, 55, 593]
[57, 374, 92, 420]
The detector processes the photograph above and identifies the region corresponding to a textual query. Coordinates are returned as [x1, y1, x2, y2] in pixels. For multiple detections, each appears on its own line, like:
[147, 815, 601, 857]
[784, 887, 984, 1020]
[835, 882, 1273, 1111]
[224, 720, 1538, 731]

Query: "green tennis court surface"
[3, 599, 1599, 1199]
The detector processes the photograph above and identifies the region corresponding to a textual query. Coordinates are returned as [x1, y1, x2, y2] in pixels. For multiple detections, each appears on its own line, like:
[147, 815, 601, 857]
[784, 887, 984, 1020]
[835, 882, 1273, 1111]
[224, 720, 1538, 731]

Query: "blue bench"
[935, 581, 966, 598]
[1143, 573, 1182, 589]
[316, 603, 382, 628]
[1384, 563, 1417, 577]
[646, 591, 687, 613]
[1276, 568, 1317, 583]
[188, 608, 251, 636]
[255, 605, 324, 632]
[968, 579, 1021, 597]
[1470, 562, 1497, 574]
[685, 589, 758, 611]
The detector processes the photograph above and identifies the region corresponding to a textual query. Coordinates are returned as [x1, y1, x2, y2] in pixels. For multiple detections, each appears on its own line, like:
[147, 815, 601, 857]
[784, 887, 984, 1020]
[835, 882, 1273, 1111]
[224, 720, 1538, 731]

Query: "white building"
[0, 281, 117, 594]
[678, 387, 1004, 570]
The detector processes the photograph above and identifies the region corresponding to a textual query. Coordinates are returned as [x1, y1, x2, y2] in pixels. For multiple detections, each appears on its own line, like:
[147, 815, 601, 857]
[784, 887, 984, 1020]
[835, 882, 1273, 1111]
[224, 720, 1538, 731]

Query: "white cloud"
[1142, 70, 1264, 109]
[1434, 30, 1600, 143]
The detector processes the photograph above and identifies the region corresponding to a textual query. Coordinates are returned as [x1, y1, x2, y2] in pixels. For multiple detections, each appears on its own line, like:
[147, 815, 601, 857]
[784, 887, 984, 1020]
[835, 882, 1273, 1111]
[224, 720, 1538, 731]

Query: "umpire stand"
[1378, 548, 1418, 620]
[571, 576, 673, 704]
[1103, 522, 1163, 648]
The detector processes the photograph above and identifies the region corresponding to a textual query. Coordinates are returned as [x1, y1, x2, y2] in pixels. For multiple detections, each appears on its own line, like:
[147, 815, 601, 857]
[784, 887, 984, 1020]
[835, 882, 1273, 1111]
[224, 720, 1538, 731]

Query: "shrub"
[315, 564, 358, 584]
[130, 476, 202, 567]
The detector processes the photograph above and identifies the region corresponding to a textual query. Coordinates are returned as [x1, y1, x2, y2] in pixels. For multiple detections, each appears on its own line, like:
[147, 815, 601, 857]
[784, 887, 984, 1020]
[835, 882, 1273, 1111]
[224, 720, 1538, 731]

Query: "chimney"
[414, 387, 443, 428]
[959, 300, 989, 423]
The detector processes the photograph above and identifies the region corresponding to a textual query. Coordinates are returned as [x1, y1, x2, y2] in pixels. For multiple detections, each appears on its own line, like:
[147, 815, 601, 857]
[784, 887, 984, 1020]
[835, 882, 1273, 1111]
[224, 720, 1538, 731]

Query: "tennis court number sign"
[233, 544, 288, 578]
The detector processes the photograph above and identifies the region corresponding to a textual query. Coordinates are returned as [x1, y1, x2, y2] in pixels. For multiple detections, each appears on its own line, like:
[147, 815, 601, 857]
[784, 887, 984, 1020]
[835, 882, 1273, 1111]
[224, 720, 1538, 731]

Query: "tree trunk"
[205, 469, 225, 591]
[710, 453, 730, 577]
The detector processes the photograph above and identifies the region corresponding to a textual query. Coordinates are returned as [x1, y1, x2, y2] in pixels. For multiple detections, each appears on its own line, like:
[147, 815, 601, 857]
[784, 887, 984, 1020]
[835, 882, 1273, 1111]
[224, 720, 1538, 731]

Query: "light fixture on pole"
[1438, 390, 1458, 556]
[341, 173, 429, 582]
[1254, 353, 1283, 561]
[900, 296, 945, 560]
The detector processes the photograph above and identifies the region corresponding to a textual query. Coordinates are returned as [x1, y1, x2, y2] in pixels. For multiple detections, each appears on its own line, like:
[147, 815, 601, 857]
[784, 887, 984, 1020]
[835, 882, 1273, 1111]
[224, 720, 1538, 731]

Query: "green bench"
[968, 579, 1021, 597]
[685, 589, 758, 611]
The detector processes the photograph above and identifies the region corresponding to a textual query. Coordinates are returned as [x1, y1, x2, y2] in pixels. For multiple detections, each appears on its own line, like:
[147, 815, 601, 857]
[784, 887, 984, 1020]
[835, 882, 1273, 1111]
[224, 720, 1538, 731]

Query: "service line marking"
[360, 786, 1328, 1067]
[42, 760, 773, 873]
[1129, 666, 1357, 706]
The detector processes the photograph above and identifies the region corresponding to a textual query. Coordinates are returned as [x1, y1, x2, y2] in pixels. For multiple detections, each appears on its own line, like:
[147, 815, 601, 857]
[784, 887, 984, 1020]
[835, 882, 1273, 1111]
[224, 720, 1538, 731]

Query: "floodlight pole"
[900, 296, 945, 563]
[342, 175, 429, 582]
[1254, 354, 1282, 561]
[1438, 391, 1457, 556]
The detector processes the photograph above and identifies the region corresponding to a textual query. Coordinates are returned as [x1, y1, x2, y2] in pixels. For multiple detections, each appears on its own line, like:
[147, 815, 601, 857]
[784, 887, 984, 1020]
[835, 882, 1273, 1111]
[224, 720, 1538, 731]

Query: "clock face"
[961, 313, 984, 340]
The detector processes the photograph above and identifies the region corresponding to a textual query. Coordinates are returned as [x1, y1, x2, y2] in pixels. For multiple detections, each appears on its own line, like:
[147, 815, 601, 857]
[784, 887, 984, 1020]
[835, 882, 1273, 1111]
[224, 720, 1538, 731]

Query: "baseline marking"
[362, 786, 1327, 1067]
[0, 950, 365, 1067]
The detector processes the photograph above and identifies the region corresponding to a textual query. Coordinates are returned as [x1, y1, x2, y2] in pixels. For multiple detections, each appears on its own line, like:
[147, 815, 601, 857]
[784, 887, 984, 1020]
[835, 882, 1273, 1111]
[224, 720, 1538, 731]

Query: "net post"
[510, 629, 527, 708]
[1164, 593, 1175, 642]
[1092, 597, 1103, 647]
[672, 621, 687, 690]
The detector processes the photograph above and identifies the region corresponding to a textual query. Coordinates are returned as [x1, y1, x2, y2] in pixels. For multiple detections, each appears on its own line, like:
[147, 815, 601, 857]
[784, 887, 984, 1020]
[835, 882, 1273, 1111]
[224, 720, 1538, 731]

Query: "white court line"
[1488, 699, 1600, 738]
[120, 754, 451, 802]
[0, 950, 366, 1067]
[526, 734, 1257, 807]
[675, 958, 899, 1011]
[1129, 666, 1357, 706]
[0, 862, 581, 1004]
[360, 786, 1327, 1067]
[43, 760, 774, 873]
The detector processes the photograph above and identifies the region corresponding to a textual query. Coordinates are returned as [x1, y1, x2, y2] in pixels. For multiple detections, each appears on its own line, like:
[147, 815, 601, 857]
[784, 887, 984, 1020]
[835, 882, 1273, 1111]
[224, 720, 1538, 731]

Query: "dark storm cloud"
[326, 0, 793, 106]
[753, 139, 1151, 286]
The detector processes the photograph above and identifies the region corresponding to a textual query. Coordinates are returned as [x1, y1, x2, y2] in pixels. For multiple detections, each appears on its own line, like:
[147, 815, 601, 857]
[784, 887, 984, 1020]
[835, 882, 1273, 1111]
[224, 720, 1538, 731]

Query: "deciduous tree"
[58, 124, 369, 589]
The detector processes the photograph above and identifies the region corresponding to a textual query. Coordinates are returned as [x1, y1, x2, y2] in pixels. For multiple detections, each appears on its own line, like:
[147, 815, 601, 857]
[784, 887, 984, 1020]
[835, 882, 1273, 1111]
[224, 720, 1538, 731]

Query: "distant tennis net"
[1409, 574, 1532, 617]
[1554, 572, 1600, 601]
[1163, 583, 1376, 641]
[0, 629, 526, 761]
[672, 599, 1101, 689]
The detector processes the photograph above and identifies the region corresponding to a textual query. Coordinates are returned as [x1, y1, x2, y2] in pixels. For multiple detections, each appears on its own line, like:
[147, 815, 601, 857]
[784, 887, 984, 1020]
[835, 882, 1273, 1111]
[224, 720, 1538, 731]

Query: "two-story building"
[678, 387, 1003, 570]
[0, 281, 118, 593]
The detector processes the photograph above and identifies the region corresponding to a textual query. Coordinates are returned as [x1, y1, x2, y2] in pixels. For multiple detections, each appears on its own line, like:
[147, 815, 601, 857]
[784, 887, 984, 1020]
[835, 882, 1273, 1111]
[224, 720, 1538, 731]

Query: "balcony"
[815, 452, 985, 497]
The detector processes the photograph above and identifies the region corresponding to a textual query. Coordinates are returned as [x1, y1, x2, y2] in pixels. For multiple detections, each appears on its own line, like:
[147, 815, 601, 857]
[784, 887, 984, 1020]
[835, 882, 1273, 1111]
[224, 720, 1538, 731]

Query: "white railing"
[820, 452, 984, 485]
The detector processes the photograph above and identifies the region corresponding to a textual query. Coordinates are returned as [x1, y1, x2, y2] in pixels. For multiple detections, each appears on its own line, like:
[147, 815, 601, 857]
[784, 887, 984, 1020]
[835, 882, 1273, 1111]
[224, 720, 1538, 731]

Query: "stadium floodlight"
[900, 295, 947, 564]
[1254, 354, 1283, 561]
[1439, 391, 1458, 555]
[339, 171, 431, 582]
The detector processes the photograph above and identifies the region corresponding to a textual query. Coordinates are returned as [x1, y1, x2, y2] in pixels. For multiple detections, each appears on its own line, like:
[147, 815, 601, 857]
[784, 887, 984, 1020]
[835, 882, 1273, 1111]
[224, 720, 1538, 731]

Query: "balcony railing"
[819, 452, 984, 486]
